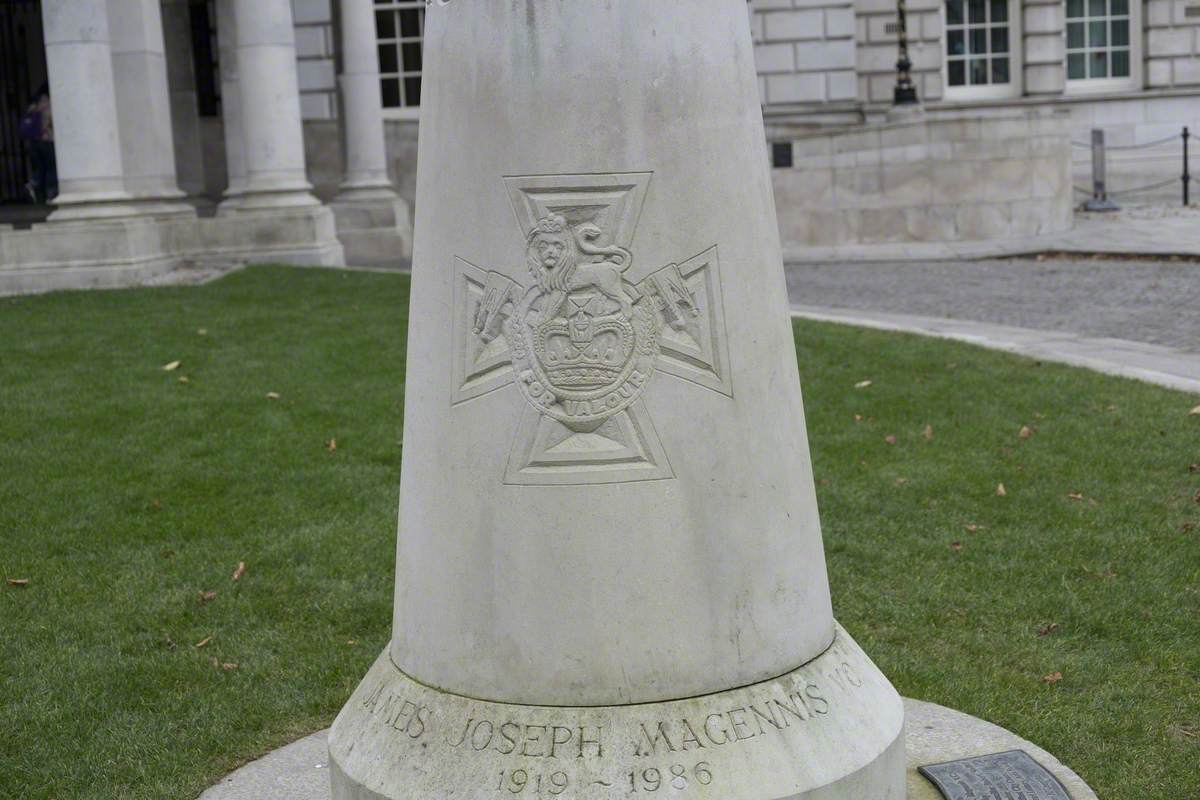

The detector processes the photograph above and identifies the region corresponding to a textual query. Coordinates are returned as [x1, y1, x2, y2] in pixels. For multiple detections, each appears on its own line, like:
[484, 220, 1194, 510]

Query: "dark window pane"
[375, 10, 395, 39]
[1068, 52, 1087, 79]
[381, 77, 401, 107]
[970, 28, 988, 55]
[949, 59, 966, 85]
[968, 0, 985, 24]
[399, 8, 421, 38]
[1111, 0, 1129, 14]
[1067, 0, 1084, 17]
[378, 44, 398, 74]
[991, 27, 1009, 53]
[1089, 50, 1107, 78]
[1088, 0, 1105, 15]
[1112, 19, 1129, 46]
[946, 0, 964, 24]
[1089, 20, 1106, 47]
[992, 57, 1010, 83]
[970, 58, 988, 84]
[948, 29, 965, 55]
[1067, 22, 1085, 48]
[1112, 49, 1130, 77]
[990, 0, 1008, 22]
[404, 76, 422, 107]
[401, 41, 422, 71]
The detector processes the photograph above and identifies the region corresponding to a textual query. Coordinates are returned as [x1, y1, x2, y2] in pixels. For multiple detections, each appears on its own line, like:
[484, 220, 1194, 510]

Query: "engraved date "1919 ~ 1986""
[496, 761, 715, 795]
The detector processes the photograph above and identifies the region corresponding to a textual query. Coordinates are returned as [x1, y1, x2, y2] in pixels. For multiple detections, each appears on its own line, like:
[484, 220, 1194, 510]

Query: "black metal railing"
[1072, 126, 1195, 210]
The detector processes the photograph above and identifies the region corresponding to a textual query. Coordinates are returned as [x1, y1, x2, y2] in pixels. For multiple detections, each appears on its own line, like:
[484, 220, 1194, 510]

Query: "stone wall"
[1146, 0, 1200, 88]
[292, 0, 338, 120]
[750, 0, 859, 107]
[771, 113, 1073, 249]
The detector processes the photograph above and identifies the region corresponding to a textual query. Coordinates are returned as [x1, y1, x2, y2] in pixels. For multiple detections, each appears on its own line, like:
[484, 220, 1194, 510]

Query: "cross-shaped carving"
[451, 173, 731, 485]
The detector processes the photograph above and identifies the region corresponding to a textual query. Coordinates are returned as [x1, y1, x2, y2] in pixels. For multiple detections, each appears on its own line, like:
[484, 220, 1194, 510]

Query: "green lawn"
[1, 266, 1197, 800]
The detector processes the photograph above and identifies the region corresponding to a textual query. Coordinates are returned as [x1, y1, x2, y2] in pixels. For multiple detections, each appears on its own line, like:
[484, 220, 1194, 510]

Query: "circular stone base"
[199, 672, 1097, 800]
[326, 624, 906, 799]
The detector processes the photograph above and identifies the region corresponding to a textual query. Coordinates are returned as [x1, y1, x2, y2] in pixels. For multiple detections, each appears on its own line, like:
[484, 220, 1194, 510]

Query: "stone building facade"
[752, 0, 1200, 204]
[0, 1, 1195, 292]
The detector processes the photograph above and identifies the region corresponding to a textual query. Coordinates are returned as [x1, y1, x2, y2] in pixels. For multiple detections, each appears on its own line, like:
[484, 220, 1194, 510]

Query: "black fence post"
[1184, 126, 1191, 208]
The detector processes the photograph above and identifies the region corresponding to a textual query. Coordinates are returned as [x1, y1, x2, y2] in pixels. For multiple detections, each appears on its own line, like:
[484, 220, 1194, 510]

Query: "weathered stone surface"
[331, 627, 904, 800]
[329, 1, 904, 798]
[772, 113, 1073, 246]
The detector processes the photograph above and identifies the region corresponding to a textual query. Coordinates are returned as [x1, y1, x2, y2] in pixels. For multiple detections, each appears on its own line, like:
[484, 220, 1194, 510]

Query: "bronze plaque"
[918, 749, 1073, 800]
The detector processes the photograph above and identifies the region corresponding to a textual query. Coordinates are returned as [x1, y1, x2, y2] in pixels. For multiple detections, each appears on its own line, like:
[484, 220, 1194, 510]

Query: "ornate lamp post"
[894, 0, 920, 106]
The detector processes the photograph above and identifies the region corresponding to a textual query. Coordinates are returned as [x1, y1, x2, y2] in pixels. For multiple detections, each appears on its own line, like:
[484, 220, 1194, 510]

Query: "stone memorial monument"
[328, 2, 906, 797]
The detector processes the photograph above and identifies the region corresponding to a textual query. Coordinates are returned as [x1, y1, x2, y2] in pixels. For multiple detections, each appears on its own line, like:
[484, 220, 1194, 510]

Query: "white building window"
[376, 0, 425, 116]
[1065, 0, 1139, 92]
[943, 0, 1021, 99]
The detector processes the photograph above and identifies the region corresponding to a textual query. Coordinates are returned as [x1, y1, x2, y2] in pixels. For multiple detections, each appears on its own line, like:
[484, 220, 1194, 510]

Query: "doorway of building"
[0, 0, 47, 214]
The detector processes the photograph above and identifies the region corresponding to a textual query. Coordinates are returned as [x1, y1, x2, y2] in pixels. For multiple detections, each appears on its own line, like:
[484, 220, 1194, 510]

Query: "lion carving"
[525, 214, 636, 320]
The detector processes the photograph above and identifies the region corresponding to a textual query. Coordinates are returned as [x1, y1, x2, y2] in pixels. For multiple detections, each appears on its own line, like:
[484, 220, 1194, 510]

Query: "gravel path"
[785, 257, 1200, 353]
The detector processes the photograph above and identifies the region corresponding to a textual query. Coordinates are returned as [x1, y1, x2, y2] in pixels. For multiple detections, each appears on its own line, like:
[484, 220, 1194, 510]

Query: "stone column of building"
[1024, 0, 1067, 94]
[214, 0, 246, 214]
[334, 0, 401, 204]
[160, 0, 211, 209]
[228, 0, 320, 211]
[107, 0, 193, 217]
[40, 0, 136, 221]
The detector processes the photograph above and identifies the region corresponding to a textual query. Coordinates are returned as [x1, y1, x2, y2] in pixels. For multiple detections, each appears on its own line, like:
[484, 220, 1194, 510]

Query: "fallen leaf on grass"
[1189, 463, 1199, 474]
[6, 578, 29, 587]
[162, 360, 181, 371]
[197, 328, 208, 336]
[1194, 489, 1200, 505]
[197, 590, 217, 605]
[853, 414, 863, 423]
[884, 434, 897, 446]
[819, 478, 831, 486]
[346, 640, 357, 646]
[1083, 565, 1116, 579]
[1037, 622, 1059, 637]
[963, 523, 985, 532]
[949, 541, 963, 552]
[178, 376, 189, 384]
[265, 392, 281, 400]
[996, 483, 1007, 497]
[893, 477, 908, 486]
[163, 634, 177, 650]
[1042, 671, 1063, 685]
[1190, 405, 1200, 416]
[1067, 491, 1085, 501]
[1018, 425, 1034, 440]
[922, 424, 933, 441]
[325, 438, 338, 452]
[1169, 723, 1198, 741]
[210, 657, 238, 671]
[1181, 522, 1196, 533]
[232, 562, 246, 582]
[194, 636, 213, 649]
[854, 380, 872, 389]
[151, 499, 162, 509]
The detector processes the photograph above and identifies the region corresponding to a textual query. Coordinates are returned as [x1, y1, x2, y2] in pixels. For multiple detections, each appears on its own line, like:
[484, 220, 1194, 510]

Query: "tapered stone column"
[161, 0, 211, 209]
[331, 0, 413, 263]
[228, 0, 319, 211]
[41, 0, 136, 221]
[329, 2, 905, 798]
[107, 0, 193, 218]
[214, 0, 247, 214]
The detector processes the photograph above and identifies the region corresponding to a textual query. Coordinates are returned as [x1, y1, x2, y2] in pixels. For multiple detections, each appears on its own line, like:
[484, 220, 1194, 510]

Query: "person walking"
[19, 84, 57, 204]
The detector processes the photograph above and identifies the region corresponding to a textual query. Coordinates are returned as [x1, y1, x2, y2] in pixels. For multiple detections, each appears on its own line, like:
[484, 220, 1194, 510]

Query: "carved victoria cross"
[451, 173, 731, 485]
